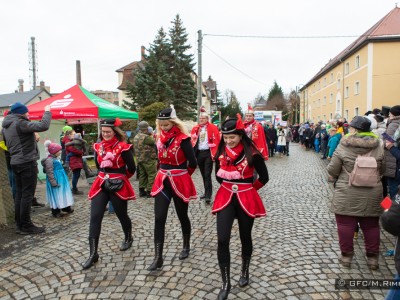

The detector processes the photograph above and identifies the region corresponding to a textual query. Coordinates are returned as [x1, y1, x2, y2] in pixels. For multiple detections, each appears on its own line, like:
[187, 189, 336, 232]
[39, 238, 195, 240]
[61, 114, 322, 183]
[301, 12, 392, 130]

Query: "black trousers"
[267, 142, 275, 157]
[89, 189, 132, 238]
[154, 179, 191, 244]
[217, 195, 254, 265]
[197, 150, 213, 198]
[12, 162, 38, 229]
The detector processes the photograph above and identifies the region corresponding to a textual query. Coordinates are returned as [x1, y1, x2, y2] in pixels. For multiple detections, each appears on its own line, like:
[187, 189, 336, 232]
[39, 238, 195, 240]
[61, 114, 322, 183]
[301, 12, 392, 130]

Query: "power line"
[203, 42, 265, 86]
[203, 33, 360, 39]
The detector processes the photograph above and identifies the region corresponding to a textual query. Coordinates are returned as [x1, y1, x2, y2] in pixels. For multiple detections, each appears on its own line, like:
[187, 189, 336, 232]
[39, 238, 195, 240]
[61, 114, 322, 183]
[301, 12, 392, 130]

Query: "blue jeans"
[108, 201, 115, 213]
[71, 169, 81, 190]
[11, 162, 38, 228]
[385, 274, 400, 299]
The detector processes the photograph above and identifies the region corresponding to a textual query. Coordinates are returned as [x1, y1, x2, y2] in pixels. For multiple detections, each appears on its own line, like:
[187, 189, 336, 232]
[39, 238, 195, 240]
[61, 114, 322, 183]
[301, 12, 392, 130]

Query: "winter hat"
[10, 102, 28, 115]
[366, 114, 378, 130]
[349, 116, 371, 132]
[390, 105, 400, 117]
[63, 125, 73, 133]
[138, 121, 149, 129]
[48, 143, 62, 155]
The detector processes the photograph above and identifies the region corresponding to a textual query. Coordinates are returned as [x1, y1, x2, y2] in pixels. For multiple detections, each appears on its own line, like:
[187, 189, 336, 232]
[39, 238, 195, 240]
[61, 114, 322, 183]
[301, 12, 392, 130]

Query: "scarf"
[100, 136, 119, 155]
[217, 143, 244, 180]
[244, 119, 256, 127]
[159, 125, 181, 145]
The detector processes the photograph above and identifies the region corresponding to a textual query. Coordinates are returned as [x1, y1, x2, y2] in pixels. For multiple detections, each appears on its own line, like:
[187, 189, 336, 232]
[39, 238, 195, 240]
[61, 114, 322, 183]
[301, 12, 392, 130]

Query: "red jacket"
[244, 121, 269, 160]
[190, 122, 220, 160]
[66, 144, 83, 170]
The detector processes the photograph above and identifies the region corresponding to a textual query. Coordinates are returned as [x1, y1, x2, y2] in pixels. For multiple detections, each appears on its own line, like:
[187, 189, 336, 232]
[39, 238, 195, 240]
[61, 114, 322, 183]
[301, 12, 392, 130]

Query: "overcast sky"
[0, 0, 397, 109]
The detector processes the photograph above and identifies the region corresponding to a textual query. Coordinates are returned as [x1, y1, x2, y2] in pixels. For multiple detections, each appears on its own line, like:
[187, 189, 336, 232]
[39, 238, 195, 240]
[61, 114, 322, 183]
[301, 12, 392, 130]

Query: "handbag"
[103, 175, 123, 192]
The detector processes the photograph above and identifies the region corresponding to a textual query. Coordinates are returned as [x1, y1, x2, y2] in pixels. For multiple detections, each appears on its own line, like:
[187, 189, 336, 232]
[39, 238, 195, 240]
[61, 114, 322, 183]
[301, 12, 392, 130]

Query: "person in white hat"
[190, 106, 220, 203]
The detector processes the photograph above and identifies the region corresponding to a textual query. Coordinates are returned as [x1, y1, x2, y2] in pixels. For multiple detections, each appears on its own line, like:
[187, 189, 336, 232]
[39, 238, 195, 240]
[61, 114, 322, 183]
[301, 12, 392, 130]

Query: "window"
[323, 96, 326, 105]
[331, 73, 334, 83]
[354, 81, 360, 95]
[323, 114, 326, 121]
[330, 93, 333, 103]
[355, 55, 360, 69]
[345, 110, 349, 120]
[355, 107, 359, 116]
[318, 115, 320, 120]
[317, 99, 320, 107]
[330, 113, 333, 120]
[345, 62, 349, 74]
[323, 78, 326, 87]
[337, 78, 341, 90]
[345, 86, 349, 98]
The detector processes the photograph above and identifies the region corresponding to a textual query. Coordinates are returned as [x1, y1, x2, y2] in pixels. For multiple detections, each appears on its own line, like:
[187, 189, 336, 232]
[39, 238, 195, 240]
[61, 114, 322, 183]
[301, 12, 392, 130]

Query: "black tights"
[89, 190, 132, 238]
[217, 195, 254, 265]
[154, 179, 191, 244]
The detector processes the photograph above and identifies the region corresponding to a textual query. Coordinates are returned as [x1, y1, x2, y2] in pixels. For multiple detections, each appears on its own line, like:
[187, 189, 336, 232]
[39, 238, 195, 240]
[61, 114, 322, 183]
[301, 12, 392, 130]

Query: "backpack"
[343, 151, 379, 187]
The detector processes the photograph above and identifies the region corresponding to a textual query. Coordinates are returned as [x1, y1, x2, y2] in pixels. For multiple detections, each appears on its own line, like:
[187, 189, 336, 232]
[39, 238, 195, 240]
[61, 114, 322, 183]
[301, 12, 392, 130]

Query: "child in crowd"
[41, 143, 74, 218]
[64, 133, 87, 168]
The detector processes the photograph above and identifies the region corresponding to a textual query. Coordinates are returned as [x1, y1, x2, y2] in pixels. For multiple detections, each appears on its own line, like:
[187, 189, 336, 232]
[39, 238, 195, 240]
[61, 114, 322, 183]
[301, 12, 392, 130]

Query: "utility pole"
[197, 30, 203, 122]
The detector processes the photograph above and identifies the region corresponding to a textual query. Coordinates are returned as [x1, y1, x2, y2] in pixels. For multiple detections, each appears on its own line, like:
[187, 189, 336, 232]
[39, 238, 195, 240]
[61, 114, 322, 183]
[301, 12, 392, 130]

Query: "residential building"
[91, 90, 119, 105]
[115, 46, 145, 106]
[0, 79, 51, 117]
[300, 6, 400, 123]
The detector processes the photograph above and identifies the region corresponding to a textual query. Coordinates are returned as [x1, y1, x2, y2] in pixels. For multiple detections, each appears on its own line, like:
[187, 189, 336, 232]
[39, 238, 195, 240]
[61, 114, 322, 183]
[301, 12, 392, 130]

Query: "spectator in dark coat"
[264, 122, 277, 157]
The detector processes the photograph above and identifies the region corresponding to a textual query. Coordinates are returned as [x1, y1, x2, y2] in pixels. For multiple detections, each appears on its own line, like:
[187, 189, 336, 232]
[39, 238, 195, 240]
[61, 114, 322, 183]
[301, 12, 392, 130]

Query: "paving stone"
[0, 144, 394, 299]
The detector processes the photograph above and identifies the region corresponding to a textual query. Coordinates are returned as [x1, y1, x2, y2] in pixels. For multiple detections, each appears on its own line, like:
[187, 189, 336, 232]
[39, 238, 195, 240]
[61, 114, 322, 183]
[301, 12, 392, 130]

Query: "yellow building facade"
[300, 7, 400, 123]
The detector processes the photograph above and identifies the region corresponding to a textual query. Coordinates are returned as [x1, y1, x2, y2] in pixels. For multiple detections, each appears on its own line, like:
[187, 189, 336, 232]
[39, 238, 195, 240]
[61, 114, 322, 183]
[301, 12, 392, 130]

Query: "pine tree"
[125, 28, 174, 110]
[168, 15, 197, 120]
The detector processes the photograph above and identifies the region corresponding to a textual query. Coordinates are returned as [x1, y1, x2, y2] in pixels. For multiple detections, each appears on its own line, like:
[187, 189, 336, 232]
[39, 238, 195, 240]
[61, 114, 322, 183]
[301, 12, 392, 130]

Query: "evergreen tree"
[125, 28, 174, 110]
[168, 15, 197, 120]
[220, 90, 243, 121]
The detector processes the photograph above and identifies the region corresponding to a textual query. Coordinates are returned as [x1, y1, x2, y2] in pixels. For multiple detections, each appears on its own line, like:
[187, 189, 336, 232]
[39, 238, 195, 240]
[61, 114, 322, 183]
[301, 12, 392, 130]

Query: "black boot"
[218, 264, 231, 300]
[120, 228, 133, 251]
[238, 256, 251, 287]
[139, 188, 146, 197]
[82, 237, 99, 270]
[147, 243, 164, 271]
[179, 234, 190, 260]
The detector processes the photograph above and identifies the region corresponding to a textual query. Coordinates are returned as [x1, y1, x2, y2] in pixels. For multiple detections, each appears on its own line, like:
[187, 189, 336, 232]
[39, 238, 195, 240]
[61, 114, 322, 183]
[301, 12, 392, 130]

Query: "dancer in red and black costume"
[212, 114, 269, 300]
[82, 118, 136, 270]
[148, 105, 197, 271]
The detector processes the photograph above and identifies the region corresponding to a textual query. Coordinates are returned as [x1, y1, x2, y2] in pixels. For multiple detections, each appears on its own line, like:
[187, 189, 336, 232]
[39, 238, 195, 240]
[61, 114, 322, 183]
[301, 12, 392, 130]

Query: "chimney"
[141, 46, 145, 61]
[18, 79, 24, 93]
[40, 81, 45, 90]
[76, 60, 82, 86]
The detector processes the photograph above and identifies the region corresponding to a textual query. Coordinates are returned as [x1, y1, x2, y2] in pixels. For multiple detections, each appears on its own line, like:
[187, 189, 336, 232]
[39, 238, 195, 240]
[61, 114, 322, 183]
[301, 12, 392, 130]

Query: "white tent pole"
[97, 119, 100, 138]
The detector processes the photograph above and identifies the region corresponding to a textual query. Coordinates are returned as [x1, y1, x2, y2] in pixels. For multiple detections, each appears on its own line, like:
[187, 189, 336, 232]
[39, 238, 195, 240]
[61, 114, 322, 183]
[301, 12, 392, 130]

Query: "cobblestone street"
[0, 143, 396, 300]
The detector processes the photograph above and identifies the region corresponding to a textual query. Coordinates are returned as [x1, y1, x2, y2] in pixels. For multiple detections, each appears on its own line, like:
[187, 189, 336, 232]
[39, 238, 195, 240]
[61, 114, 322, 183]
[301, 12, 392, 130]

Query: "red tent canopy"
[27, 85, 138, 121]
